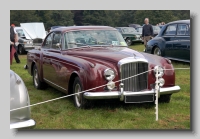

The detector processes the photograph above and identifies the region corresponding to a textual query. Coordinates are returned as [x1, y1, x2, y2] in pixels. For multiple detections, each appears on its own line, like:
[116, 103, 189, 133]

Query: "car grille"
[120, 62, 148, 92]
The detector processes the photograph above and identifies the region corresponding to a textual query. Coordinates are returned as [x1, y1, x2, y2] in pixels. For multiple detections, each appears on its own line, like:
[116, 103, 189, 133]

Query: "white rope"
[10, 67, 190, 112]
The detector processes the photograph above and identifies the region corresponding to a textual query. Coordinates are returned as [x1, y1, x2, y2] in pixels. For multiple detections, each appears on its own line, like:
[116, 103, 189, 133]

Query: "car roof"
[167, 19, 190, 25]
[51, 26, 117, 32]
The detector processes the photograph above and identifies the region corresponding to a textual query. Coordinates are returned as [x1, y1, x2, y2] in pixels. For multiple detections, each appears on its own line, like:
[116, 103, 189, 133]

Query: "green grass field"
[10, 43, 190, 129]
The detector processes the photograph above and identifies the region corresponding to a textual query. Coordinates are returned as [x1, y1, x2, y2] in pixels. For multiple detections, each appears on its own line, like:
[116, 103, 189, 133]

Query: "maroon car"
[25, 26, 180, 108]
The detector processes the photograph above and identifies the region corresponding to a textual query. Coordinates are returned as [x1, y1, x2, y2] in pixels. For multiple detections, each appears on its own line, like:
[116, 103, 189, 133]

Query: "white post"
[155, 67, 159, 121]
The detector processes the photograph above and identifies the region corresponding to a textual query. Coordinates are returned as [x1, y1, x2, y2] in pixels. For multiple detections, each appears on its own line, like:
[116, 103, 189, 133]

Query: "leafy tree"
[10, 10, 40, 26]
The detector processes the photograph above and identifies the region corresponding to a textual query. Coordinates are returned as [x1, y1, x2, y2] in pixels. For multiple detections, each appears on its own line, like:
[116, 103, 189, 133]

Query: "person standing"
[142, 18, 154, 52]
[10, 24, 20, 63]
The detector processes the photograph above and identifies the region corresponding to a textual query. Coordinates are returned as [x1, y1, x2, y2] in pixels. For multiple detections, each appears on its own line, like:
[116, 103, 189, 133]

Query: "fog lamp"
[107, 81, 115, 90]
[158, 78, 165, 87]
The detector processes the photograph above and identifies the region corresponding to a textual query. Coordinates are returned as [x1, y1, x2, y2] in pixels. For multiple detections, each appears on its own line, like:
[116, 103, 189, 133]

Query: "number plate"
[125, 94, 154, 103]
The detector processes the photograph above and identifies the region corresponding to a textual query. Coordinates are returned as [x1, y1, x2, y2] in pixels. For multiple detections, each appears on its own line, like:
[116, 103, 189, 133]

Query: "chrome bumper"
[83, 85, 180, 101]
[10, 119, 35, 129]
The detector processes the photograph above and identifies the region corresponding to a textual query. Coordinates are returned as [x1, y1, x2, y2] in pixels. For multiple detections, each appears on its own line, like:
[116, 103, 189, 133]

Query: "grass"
[10, 43, 190, 129]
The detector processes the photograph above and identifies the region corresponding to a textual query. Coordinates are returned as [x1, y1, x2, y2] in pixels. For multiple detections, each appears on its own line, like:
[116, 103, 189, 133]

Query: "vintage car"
[15, 27, 34, 54]
[10, 70, 35, 129]
[15, 22, 46, 54]
[24, 26, 180, 109]
[146, 20, 190, 62]
[115, 27, 143, 46]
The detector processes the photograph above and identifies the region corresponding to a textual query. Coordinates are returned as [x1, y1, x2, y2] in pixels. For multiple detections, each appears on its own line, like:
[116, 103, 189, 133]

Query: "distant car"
[15, 27, 34, 54]
[116, 27, 143, 46]
[128, 24, 141, 29]
[15, 22, 46, 54]
[146, 19, 190, 62]
[10, 70, 35, 129]
[152, 26, 161, 37]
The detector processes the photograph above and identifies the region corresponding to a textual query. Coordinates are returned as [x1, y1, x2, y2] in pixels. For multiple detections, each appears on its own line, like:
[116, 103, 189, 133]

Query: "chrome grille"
[120, 62, 148, 92]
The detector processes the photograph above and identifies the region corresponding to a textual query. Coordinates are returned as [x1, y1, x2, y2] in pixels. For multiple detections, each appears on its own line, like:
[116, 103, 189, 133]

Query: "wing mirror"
[56, 43, 61, 50]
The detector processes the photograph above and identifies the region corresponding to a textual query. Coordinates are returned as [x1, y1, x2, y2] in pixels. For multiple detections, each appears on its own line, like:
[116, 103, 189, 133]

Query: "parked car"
[152, 26, 161, 37]
[24, 26, 180, 109]
[15, 27, 34, 54]
[146, 20, 190, 62]
[10, 70, 35, 129]
[116, 27, 143, 46]
[128, 24, 141, 29]
[15, 22, 46, 54]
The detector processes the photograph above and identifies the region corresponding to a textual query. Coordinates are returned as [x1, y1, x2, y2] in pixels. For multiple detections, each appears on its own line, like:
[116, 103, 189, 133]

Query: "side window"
[177, 24, 190, 35]
[52, 32, 61, 49]
[43, 33, 53, 49]
[164, 24, 177, 35]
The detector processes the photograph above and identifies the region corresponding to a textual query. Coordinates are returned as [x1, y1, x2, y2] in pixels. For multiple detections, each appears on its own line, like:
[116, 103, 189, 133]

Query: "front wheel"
[73, 77, 89, 108]
[153, 47, 162, 56]
[33, 64, 46, 89]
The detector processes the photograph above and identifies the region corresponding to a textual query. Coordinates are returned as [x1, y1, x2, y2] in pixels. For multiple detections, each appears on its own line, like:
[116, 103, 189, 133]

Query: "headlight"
[154, 66, 164, 77]
[107, 81, 115, 90]
[104, 68, 115, 81]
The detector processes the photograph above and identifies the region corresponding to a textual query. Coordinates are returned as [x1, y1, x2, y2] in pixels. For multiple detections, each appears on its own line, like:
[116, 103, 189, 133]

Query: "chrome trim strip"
[118, 57, 148, 66]
[10, 119, 35, 129]
[83, 86, 180, 100]
[43, 78, 67, 91]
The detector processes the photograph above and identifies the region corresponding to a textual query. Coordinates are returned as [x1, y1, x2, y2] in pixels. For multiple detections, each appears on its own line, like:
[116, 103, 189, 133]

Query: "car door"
[173, 23, 190, 61]
[42, 32, 53, 81]
[47, 32, 63, 86]
[162, 24, 177, 58]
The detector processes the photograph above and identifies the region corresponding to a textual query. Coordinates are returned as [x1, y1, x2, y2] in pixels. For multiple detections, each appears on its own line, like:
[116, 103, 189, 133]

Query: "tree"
[10, 10, 40, 26]
[43, 10, 74, 29]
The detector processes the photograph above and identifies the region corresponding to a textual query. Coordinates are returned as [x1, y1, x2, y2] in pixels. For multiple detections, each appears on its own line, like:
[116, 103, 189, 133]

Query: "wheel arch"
[68, 72, 81, 95]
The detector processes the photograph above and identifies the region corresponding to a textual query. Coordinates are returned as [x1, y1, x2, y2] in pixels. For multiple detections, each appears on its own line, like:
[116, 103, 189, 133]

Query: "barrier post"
[155, 67, 159, 121]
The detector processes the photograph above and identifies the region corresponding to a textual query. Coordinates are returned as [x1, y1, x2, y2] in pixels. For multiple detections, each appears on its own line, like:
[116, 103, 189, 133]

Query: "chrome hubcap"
[154, 48, 161, 56]
[34, 68, 38, 87]
[75, 84, 81, 107]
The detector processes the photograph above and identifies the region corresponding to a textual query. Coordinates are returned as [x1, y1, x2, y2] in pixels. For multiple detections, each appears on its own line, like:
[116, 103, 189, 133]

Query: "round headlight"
[154, 66, 164, 77]
[104, 68, 115, 81]
[107, 81, 115, 90]
[158, 78, 165, 87]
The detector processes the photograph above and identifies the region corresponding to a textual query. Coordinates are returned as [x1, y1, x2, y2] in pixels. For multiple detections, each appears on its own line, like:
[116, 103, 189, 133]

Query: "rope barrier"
[10, 68, 190, 112]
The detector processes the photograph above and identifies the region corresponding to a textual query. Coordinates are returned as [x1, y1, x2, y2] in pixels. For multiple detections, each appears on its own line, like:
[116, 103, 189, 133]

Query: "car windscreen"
[63, 30, 127, 49]
[16, 29, 25, 37]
